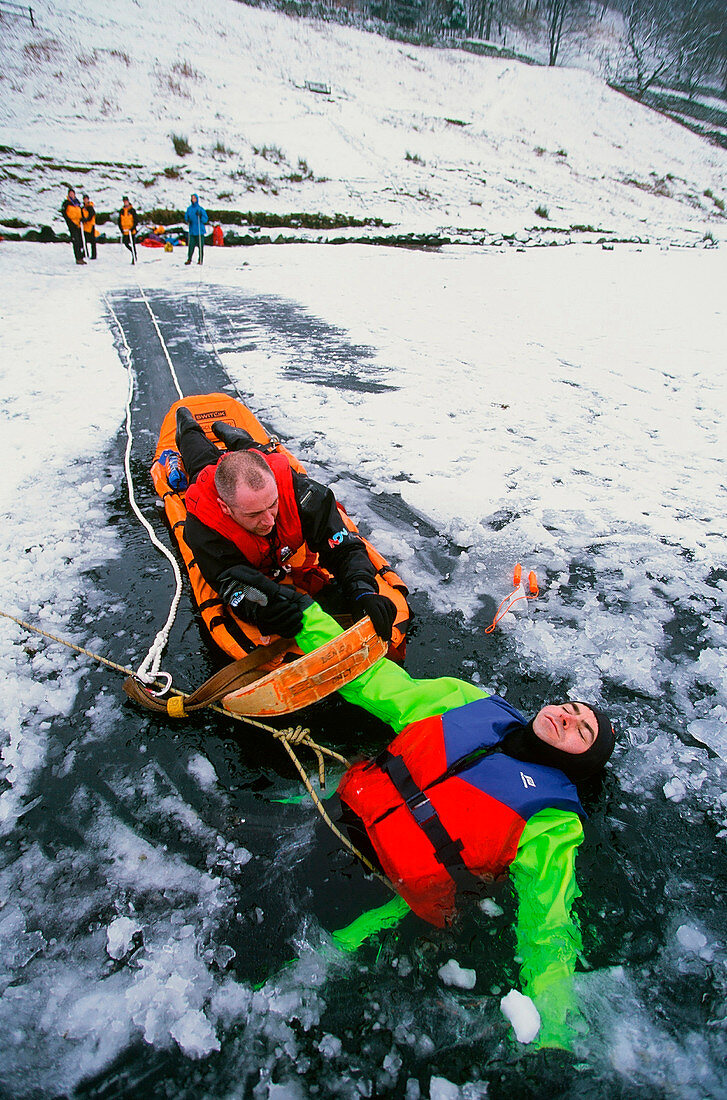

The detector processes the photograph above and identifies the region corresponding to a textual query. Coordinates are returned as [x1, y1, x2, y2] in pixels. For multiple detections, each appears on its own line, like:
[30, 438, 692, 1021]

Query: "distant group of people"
[60, 188, 212, 267]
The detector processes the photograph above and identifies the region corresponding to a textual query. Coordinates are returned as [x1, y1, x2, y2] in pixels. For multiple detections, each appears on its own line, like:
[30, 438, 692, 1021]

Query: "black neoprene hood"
[501, 702, 615, 784]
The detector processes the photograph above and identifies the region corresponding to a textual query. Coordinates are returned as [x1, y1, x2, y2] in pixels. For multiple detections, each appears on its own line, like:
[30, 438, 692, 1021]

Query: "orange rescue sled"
[148, 393, 410, 716]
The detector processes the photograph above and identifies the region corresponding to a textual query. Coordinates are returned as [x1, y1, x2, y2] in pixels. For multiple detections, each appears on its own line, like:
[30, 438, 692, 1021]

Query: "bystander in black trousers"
[70, 225, 85, 263]
[122, 233, 137, 263]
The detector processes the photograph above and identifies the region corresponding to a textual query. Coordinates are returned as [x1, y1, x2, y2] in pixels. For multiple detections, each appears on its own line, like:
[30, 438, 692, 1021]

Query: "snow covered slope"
[1, 0, 726, 239]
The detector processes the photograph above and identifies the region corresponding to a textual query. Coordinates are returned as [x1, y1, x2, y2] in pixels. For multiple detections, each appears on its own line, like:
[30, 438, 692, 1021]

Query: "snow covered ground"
[1, 0, 726, 241]
[0, 238, 726, 1097]
[2, 0, 727, 1095]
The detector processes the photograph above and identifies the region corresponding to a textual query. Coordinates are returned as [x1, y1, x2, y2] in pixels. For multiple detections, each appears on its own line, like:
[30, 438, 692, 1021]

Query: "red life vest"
[338, 696, 584, 927]
[184, 450, 326, 589]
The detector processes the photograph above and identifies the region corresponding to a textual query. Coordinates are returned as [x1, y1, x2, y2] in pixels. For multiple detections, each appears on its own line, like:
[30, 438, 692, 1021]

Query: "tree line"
[324, 0, 727, 93]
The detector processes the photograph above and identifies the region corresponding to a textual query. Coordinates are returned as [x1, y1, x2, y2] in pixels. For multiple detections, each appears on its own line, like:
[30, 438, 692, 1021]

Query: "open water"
[1, 279, 726, 1100]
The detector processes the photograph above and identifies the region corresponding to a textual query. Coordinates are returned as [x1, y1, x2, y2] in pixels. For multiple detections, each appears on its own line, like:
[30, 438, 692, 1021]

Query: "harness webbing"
[374, 749, 483, 895]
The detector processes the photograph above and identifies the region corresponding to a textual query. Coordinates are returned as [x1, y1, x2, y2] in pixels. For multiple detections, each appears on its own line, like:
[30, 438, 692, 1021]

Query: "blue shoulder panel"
[442, 695, 526, 768]
[460, 753, 585, 819]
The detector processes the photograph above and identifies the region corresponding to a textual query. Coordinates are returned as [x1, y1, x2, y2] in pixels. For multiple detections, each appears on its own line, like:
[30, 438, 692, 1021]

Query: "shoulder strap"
[375, 749, 483, 895]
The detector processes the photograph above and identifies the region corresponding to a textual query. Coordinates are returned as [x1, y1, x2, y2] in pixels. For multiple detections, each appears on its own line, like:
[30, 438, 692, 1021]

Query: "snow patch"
[438, 959, 477, 990]
[500, 989, 541, 1044]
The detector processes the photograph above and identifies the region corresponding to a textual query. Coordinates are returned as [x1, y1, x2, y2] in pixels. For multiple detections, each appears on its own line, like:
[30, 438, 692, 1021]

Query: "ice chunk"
[8, 929, 46, 968]
[318, 1033, 343, 1057]
[210, 979, 252, 1026]
[169, 1008, 220, 1058]
[106, 916, 142, 960]
[267, 1084, 306, 1099]
[687, 706, 727, 761]
[479, 898, 504, 917]
[500, 989, 541, 1044]
[214, 944, 237, 970]
[429, 1077, 461, 1100]
[187, 753, 217, 790]
[663, 777, 687, 802]
[437, 959, 476, 990]
[676, 924, 708, 954]
[233, 846, 252, 867]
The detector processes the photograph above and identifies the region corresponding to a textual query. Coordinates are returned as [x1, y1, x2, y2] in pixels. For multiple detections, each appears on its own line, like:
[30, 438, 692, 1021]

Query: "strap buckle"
[406, 790, 437, 824]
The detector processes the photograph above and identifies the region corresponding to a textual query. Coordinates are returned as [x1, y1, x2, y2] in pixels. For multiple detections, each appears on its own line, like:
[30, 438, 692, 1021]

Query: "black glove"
[354, 592, 396, 642]
[218, 576, 311, 637]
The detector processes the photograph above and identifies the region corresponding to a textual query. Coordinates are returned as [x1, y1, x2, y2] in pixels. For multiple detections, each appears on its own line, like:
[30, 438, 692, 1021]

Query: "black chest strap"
[374, 749, 483, 895]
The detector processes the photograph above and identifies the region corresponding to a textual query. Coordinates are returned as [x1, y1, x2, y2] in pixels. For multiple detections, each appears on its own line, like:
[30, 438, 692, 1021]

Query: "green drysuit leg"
[296, 603, 485, 732]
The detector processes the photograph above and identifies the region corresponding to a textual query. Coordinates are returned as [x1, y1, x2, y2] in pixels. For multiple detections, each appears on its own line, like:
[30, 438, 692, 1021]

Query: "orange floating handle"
[485, 564, 541, 634]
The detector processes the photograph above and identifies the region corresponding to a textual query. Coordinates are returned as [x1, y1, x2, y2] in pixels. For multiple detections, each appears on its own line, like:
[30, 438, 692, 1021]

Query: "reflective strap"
[375, 750, 482, 894]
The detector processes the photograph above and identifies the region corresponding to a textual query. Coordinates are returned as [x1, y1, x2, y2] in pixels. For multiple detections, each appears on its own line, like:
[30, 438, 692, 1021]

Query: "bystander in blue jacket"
[184, 194, 208, 266]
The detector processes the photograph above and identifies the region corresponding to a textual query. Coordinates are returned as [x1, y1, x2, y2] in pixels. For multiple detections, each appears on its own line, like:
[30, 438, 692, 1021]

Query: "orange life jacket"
[338, 699, 584, 927]
[119, 208, 135, 234]
[184, 450, 325, 589]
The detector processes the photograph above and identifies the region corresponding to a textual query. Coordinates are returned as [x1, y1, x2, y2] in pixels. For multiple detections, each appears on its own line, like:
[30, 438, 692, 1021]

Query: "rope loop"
[275, 726, 328, 789]
[275, 725, 310, 746]
[139, 670, 173, 697]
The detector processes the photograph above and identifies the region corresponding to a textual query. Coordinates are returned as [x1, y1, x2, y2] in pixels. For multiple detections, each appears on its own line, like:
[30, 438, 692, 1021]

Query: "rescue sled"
[148, 393, 410, 716]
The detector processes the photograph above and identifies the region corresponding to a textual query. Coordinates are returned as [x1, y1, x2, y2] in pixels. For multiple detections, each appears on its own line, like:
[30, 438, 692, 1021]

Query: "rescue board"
[149, 393, 410, 713]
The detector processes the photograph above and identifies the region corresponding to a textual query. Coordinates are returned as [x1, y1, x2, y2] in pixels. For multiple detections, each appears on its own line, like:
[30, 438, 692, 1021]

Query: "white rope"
[104, 292, 184, 685]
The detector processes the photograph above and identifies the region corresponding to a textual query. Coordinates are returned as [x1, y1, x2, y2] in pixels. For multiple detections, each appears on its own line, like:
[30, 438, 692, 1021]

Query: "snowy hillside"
[2, 2, 727, 1097]
[1, 0, 726, 240]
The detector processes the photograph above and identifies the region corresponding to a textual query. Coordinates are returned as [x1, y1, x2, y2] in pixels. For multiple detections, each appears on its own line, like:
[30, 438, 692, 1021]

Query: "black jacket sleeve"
[184, 513, 310, 634]
[291, 471, 379, 599]
[184, 513, 260, 593]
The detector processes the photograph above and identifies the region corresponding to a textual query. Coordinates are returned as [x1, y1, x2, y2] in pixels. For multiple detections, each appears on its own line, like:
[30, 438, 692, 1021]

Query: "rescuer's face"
[220, 480, 279, 536]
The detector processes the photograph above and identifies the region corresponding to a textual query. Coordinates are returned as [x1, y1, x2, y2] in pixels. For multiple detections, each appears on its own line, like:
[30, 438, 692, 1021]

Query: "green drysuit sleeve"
[509, 809, 584, 1050]
[296, 604, 584, 1048]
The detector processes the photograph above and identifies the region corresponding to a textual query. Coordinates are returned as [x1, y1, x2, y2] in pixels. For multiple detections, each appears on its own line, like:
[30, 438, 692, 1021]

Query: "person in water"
[174, 407, 403, 644]
[293, 599, 616, 1051]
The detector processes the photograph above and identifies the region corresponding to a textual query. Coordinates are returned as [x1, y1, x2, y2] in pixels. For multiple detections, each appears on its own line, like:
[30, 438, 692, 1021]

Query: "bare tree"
[465, 0, 504, 39]
[545, 0, 579, 65]
[671, 0, 724, 95]
[622, 0, 671, 95]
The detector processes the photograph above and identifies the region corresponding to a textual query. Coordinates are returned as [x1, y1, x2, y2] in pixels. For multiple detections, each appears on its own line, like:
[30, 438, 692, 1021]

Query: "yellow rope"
[0, 607, 390, 885]
[0, 609, 141, 677]
[273, 727, 390, 883]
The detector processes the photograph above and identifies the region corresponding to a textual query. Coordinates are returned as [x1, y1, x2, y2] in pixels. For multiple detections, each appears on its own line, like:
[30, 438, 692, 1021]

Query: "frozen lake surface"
[1, 241, 726, 1098]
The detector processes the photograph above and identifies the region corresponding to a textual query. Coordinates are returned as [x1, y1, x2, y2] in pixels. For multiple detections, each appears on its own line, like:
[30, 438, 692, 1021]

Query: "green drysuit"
[296, 603, 584, 1049]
